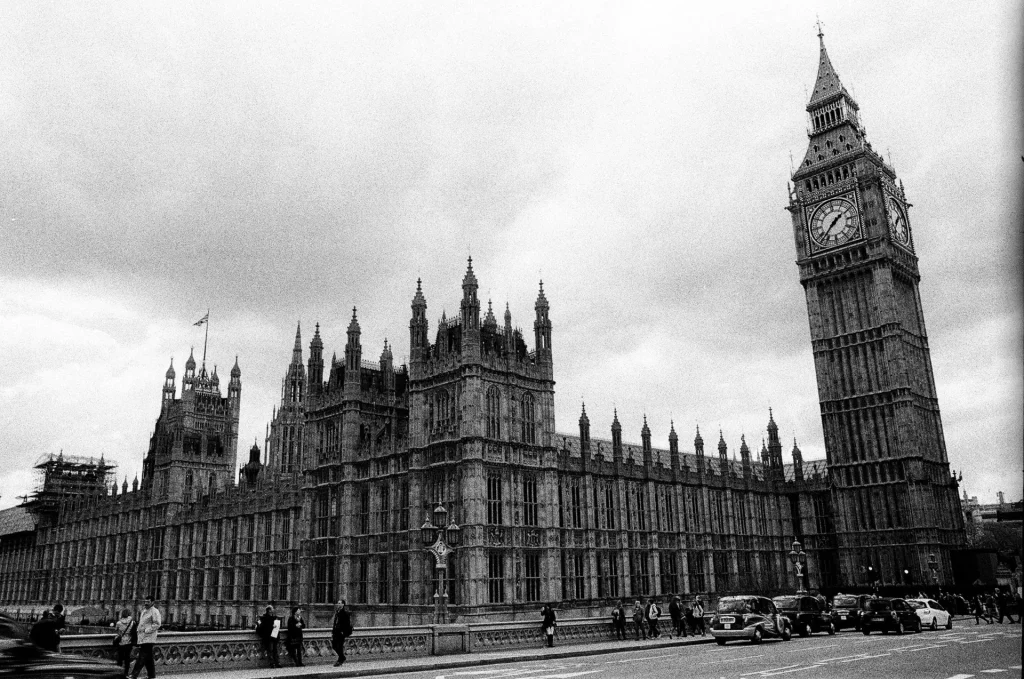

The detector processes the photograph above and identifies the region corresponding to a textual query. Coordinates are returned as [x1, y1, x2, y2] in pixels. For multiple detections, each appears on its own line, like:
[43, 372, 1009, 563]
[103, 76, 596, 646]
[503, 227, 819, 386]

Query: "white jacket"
[137, 606, 162, 645]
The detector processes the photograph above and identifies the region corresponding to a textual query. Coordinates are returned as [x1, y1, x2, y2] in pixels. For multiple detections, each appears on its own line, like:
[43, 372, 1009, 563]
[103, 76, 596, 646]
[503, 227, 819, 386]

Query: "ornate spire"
[807, 29, 854, 109]
[462, 256, 478, 291]
[185, 347, 196, 371]
[484, 299, 497, 327]
[767, 407, 778, 432]
[535, 280, 549, 310]
[165, 358, 175, 380]
[311, 322, 323, 349]
[230, 355, 241, 378]
[291, 322, 303, 364]
[669, 420, 678, 441]
[347, 307, 360, 334]
[413, 278, 426, 309]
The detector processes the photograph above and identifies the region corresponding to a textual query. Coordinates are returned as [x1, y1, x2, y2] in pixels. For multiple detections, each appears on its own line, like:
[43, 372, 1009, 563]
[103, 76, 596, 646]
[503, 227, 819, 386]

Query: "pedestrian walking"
[996, 590, 1017, 624]
[129, 596, 161, 679]
[669, 596, 684, 637]
[112, 608, 137, 677]
[985, 594, 998, 622]
[632, 600, 647, 640]
[541, 603, 557, 647]
[692, 597, 706, 636]
[286, 606, 305, 667]
[331, 599, 353, 666]
[646, 598, 662, 638]
[611, 601, 627, 640]
[973, 595, 992, 625]
[256, 605, 281, 668]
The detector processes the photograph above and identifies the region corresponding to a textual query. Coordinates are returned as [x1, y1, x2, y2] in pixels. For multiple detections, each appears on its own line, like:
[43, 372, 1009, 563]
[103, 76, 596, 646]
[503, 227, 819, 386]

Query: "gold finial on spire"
[815, 15, 825, 41]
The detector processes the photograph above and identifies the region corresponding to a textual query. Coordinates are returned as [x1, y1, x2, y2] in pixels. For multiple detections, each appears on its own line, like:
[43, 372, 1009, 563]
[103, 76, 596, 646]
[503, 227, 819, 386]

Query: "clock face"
[809, 198, 860, 249]
[886, 196, 910, 246]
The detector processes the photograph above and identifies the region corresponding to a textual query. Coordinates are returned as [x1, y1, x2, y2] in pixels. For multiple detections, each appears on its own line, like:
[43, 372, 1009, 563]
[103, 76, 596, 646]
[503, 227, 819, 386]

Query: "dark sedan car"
[861, 597, 922, 635]
[772, 595, 836, 637]
[831, 593, 872, 630]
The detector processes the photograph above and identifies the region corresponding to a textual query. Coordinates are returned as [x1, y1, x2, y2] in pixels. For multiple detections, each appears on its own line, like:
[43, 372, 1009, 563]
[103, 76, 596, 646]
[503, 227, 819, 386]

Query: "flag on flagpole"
[194, 313, 209, 327]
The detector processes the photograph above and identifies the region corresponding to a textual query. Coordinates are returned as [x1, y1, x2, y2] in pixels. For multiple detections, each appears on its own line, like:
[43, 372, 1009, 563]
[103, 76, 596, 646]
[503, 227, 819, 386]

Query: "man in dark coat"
[541, 603, 557, 647]
[332, 599, 353, 666]
[30, 605, 65, 652]
[669, 596, 685, 637]
[256, 605, 281, 668]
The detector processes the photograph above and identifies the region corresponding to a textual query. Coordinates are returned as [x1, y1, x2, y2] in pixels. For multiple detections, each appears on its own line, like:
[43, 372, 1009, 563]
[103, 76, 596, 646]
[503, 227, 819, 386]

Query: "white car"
[906, 598, 952, 630]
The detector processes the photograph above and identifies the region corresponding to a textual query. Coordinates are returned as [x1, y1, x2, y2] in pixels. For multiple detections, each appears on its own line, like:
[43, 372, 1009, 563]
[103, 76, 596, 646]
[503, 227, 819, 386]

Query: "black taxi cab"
[831, 593, 872, 630]
[772, 595, 836, 637]
[711, 595, 793, 645]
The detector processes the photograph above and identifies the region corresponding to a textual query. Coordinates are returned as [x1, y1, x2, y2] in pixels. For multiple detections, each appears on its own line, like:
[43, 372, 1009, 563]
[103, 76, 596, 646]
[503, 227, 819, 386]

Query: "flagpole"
[202, 309, 209, 366]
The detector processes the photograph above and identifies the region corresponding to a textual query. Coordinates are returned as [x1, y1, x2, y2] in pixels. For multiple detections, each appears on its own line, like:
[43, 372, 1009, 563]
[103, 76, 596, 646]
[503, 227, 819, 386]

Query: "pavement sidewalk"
[183, 632, 715, 679]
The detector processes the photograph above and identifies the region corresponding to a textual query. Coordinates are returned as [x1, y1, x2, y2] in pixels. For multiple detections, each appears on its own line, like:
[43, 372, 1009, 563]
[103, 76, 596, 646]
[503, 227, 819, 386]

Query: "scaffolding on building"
[20, 452, 117, 517]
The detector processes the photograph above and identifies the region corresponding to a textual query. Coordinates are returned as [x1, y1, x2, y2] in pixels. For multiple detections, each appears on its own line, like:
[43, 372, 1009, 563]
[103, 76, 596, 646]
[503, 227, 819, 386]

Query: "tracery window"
[486, 386, 501, 439]
[521, 393, 536, 444]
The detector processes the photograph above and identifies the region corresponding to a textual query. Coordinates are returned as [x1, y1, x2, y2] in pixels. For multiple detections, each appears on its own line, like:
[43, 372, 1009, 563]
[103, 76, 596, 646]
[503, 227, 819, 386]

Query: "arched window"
[437, 390, 450, 429]
[521, 393, 536, 445]
[486, 387, 501, 439]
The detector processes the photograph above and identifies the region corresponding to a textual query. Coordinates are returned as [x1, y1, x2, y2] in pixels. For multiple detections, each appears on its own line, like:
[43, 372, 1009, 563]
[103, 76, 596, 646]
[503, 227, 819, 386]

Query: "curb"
[256, 636, 717, 679]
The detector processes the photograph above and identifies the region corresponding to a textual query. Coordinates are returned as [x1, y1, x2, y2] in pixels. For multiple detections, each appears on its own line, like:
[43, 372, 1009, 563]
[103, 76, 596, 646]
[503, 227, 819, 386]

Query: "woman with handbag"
[112, 608, 136, 677]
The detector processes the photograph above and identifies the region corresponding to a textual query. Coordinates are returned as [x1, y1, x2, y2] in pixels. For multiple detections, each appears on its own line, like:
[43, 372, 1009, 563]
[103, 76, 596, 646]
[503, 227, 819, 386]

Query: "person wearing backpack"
[692, 597, 706, 636]
[112, 608, 137, 677]
[646, 598, 662, 638]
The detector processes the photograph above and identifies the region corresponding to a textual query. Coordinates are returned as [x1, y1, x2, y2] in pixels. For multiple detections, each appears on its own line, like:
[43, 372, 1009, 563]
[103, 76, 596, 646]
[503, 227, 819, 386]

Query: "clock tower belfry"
[787, 30, 965, 588]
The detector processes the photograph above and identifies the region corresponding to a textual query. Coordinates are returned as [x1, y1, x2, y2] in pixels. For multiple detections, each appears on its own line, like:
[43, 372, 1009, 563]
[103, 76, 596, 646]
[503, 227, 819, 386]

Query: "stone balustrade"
[61, 617, 618, 674]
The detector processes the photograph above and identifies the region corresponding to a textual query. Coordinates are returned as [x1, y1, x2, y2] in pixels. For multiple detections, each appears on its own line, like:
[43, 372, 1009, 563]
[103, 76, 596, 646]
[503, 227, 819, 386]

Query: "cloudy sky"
[1, 1, 1020, 510]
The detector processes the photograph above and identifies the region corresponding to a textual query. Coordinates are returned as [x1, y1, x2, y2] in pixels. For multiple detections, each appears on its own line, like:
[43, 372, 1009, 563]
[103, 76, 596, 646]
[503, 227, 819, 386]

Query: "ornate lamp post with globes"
[789, 539, 808, 594]
[420, 503, 461, 625]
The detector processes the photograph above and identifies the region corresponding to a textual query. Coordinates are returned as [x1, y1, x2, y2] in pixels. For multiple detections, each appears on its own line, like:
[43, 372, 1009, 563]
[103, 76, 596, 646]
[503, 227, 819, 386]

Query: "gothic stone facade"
[0, 35, 964, 628]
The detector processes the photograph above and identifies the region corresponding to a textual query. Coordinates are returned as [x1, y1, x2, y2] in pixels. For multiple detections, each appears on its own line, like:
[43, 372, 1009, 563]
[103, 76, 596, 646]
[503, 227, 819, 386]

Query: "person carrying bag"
[112, 609, 137, 677]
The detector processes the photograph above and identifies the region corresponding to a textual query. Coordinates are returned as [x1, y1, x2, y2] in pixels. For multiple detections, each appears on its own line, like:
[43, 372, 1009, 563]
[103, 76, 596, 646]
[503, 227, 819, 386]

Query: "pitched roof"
[0, 506, 36, 538]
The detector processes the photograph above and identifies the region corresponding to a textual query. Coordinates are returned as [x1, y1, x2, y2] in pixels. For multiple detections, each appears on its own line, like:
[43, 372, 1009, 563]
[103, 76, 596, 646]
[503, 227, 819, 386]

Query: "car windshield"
[866, 600, 892, 611]
[834, 595, 859, 607]
[717, 598, 752, 614]
[774, 597, 800, 609]
[906, 601, 925, 609]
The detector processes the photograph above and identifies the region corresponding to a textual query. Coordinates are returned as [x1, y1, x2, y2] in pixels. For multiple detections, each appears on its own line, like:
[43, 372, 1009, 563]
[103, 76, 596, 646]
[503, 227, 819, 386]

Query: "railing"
[60, 618, 618, 674]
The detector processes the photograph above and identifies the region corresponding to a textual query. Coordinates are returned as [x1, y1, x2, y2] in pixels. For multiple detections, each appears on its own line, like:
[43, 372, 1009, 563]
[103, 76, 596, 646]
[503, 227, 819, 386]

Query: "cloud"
[0, 1, 1020, 509]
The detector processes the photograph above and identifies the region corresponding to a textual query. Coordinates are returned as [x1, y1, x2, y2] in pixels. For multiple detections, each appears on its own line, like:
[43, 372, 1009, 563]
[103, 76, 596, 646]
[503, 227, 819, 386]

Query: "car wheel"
[751, 627, 763, 644]
[931, 618, 937, 631]
[828, 622, 836, 635]
[915, 619, 922, 634]
[716, 638, 727, 646]
[799, 624, 809, 637]
[896, 621, 905, 635]
[946, 617, 953, 630]
[863, 628, 870, 635]
[781, 625, 792, 641]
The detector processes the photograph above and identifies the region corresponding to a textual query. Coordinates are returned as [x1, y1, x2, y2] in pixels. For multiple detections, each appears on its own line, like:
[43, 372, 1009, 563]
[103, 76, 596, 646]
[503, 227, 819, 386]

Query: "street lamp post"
[788, 539, 808, 594]
[927, 553, 939, 587]
[420, 503, 461, 625]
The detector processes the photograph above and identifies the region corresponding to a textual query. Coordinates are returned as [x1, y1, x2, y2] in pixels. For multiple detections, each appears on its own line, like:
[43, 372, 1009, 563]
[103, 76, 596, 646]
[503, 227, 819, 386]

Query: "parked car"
[831, 593, 872, 631]
[906, 598, 953, 630]
[710, 595, 793, 645]
[0, 615, 28, 641]
[861, 597, 922, 635]
[773, 595, 836, 637]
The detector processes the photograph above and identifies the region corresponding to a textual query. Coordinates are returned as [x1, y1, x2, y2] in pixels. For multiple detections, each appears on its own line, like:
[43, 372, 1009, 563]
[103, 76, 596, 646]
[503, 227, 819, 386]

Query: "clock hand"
[823, 213, 843, 236]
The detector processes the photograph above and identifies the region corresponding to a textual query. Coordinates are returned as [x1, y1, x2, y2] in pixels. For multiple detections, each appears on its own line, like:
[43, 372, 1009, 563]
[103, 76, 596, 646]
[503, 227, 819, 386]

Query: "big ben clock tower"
[787, 29, 965, 588]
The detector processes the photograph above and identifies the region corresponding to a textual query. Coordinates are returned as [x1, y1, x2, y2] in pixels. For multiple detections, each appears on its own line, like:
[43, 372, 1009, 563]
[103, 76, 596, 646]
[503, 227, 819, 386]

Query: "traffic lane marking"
[783, 643, 840, 653]
[944, 675, 975, 679]
[979, 671, 1008, 674]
